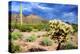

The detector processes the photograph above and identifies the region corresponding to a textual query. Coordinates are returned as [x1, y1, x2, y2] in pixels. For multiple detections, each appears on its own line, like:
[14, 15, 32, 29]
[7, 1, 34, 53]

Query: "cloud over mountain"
[9, 1, 78, 24]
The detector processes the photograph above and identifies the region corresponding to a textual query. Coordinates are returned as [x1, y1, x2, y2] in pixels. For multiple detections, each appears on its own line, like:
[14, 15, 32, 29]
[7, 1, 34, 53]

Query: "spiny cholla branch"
[48, 19, 73, 43]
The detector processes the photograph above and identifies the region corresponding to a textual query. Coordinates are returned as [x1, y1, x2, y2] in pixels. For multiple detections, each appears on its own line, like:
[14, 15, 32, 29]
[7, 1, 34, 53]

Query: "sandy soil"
[12, 29, 78, 52]
[14, 37, 58, 52]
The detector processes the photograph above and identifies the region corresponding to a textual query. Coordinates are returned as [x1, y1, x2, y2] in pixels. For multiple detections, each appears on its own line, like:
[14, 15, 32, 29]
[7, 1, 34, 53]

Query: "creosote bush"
[26, 34, 37, 42]
[41, 37, 52, 46]
[11, 31, 22, 40]
[48, 19, 73, 50]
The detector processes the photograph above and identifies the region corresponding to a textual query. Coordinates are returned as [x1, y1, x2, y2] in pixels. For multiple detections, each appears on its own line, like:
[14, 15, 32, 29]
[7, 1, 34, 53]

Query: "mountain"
[10, 13, 48, 24]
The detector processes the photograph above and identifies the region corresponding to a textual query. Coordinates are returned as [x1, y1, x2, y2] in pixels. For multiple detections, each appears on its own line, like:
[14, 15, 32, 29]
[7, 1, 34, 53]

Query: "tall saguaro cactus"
[20, 2, 23, 26]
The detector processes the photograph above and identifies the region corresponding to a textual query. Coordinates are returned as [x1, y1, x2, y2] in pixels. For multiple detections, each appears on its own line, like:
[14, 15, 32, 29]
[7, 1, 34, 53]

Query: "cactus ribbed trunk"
[20, 2, 22, 26]
[56, 42, 61, 50]
[56, 37, 61, 50]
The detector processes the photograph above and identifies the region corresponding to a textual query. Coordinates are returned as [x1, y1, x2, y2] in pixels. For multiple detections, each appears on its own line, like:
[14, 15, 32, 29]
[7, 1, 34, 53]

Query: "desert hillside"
[11, 14, 48, 24]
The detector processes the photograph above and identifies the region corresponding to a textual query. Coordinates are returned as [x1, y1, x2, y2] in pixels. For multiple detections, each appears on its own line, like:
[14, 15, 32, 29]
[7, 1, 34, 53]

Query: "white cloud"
[37, 5, 52, 10]
[62, 12, 77, 19]
[22, 7, 32, 12]
[63, 12, 74, 17]
[30, 3, 53, 10]
[62, 12, 77, 23]
[11, 5, 20, 12]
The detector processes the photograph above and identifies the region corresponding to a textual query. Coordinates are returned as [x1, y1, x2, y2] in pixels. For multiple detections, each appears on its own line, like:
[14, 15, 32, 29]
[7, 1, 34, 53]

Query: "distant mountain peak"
[11, 13, 48, 24]
[26, 14, 43, 20]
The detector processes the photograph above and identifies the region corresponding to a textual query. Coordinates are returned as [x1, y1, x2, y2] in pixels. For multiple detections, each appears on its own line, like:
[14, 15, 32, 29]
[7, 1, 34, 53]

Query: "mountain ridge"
[11, 13, 48, 24]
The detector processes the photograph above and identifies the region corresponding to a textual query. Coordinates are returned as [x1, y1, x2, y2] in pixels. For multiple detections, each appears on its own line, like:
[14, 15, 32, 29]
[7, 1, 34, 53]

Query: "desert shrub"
[41, 37, 52, 46]
[32, 24, 42, 31]
[61, 43, 78, 49]
[37, 24, 48, 31]
[44, 24, 50, 31]
[10, 23, 20, 30]
[10, 22, 15, 29]
[72, 24, 78, 32]
[15, 24, 32, 32]
[38, 24, 45, 31]
[32, 29, 38, 32]
[65, 43, 77, 49]
[32, 23, 47, 31]
[26, 34, 37, 42]
[11, 22, 16, 29]
[11, 43, 21, 53]
[48, 19, 73, 50]
[10, 21, 20, 29]
[32, 24, 38, 29]
[11, 23, 32, 32]
[11, 31, 22, 40]
[24, 23, 49, 31]
[15, 23, 21, 29]
[19, 24, 32, 32]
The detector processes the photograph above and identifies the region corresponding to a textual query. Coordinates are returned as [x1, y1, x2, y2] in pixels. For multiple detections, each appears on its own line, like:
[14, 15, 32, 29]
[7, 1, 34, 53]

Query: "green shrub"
[60, 42, 78, 50]
[64, 43, 78, 49]
[19, 24, 32, 32]
[41, 37, 53, 46]
[72, 24, 78, 32]
[32, 24, 38, 29]
[11, 23, 32, 32]
[11, 22, 16, 29]
[32, 29, 38, 32]
[11, 22, 20, 30]
[11, 22, 49, 32]
[26, 34, 37, 42]
[44, 24, 50, 31]
[15, 23, 21, 29]
[32, 24, 46, 31]
[11, 43, 21, 53]
[38, 24, 46, 31]
[11, 32, 22, 40]
[26, 26, 32, 32]
[15, 24, 32, 32]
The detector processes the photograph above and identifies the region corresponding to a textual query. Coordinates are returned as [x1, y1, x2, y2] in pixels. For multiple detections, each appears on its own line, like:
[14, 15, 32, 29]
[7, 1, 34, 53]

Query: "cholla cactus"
[48, 19, 73, 50]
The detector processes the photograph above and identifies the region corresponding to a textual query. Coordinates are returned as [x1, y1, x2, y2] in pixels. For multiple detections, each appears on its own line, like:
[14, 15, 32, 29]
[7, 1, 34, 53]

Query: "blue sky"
[9, 1, 78, 24]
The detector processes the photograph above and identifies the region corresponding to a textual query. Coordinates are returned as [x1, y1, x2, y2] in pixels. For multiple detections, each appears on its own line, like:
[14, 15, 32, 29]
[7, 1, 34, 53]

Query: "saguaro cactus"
[48, 19, 73, 50]
[20, 2, 23, 26]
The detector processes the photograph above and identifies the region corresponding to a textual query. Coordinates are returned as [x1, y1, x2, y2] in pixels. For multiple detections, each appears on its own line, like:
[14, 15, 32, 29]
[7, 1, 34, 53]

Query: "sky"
[9, 1, 78, 24]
